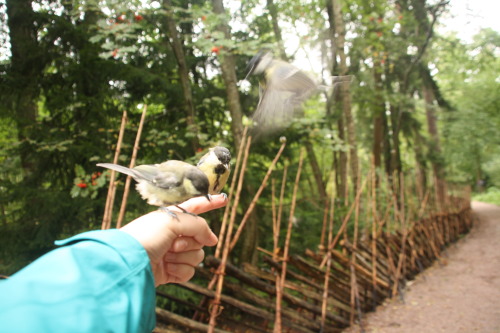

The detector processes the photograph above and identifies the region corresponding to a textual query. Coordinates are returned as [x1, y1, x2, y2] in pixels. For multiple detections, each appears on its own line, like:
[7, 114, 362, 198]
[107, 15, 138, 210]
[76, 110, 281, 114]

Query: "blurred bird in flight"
[245, 50, 352, 135]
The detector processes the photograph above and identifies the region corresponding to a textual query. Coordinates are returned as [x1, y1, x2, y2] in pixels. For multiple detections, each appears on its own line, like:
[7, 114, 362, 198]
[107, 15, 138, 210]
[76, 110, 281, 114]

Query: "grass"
[472, 187, 500, 206]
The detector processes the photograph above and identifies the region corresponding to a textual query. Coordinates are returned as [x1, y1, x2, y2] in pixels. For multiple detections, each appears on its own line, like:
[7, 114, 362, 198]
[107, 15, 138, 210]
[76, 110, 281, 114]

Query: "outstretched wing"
[252, 87, 294, 134]
[252, 61, 318, 135]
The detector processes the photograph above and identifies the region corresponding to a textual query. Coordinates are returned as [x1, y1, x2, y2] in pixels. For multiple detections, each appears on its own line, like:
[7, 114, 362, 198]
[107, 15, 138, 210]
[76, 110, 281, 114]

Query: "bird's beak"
[244, 67, 254, 81]
[206, 194, 212, 202]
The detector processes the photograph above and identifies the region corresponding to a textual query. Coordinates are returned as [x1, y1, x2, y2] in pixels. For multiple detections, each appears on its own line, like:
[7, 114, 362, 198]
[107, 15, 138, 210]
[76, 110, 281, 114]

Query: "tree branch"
[402, 0, 449, 90]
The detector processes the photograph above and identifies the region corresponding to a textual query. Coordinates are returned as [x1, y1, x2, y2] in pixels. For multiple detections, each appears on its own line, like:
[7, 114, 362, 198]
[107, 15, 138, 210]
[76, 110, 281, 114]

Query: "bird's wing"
[132, 164, 180, 189]
[130, 165, 158, 182]
[196, 152, 209, 167]
[252, 87, 294, 134]
[268, 61, 318, 97]
[152, 173, 181, 189]
[252, 66, 316, 134]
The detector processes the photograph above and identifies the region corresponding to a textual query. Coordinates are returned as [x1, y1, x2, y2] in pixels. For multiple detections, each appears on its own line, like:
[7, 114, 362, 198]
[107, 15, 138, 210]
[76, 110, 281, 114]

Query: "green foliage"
[472, 187, 500, 207]
[156, 283, 202, 315]
[432, 29, 500, 186]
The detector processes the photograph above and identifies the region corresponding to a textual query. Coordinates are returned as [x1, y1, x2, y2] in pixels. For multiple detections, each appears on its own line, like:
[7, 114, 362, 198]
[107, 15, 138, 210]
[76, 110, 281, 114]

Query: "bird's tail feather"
[96, 163, 138, 179]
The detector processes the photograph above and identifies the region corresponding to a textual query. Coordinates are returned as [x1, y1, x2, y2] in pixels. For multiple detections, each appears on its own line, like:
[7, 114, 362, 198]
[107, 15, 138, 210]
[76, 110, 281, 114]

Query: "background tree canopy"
[0, 0, 498, 274]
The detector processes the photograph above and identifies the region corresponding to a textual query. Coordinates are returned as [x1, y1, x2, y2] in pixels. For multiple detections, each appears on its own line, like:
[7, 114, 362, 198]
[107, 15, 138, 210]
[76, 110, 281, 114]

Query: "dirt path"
[343, 201, 500, 333]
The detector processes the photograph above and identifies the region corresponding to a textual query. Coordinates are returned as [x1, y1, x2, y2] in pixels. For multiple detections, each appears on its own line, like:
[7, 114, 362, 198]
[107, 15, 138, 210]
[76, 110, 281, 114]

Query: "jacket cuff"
[55, 229, 151, 272]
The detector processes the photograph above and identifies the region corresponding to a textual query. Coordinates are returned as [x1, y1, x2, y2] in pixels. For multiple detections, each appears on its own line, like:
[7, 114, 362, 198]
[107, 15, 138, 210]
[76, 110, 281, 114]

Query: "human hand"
[120, 194, 227, 286]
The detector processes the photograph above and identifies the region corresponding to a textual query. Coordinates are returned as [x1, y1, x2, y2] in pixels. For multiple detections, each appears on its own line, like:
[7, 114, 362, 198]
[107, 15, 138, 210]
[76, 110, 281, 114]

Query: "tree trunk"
[211, 0, 244, 149]
[337, 116, 348, 199]
[422, 83, 446, 205]
[410, 0, 448, 205]
[163, 0, 199, 153]
[6, 0, 43, 175]
[372, 60, 385, 180]
[389, 103, 402, 177]
[413, 127, 427, 200]
[211, 0, 251, 263]
[423, 86, 439, 147]
[326, 0, 347, 200]
[305, 140, 327, 203]
[266, 0, 287, 60]
[331, 0, 359, 194]
[239, 211, 260, 265]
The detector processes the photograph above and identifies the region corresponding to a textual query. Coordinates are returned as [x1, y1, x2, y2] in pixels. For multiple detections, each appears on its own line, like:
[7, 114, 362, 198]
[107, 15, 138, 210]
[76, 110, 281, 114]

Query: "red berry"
[201, 15, 207, 21]
[211, 46, 220, 54]
[134, 14, 143, 22]
[76, 182, 87, 189]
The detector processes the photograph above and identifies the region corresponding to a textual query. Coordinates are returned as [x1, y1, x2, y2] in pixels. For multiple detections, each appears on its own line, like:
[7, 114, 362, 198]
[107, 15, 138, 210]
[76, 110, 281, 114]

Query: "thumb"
[162, 212, 218, 247]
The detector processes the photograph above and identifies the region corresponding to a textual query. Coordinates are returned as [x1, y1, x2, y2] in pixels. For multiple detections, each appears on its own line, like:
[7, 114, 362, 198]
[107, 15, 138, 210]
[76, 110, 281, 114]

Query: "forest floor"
[343, 201, 500, 333]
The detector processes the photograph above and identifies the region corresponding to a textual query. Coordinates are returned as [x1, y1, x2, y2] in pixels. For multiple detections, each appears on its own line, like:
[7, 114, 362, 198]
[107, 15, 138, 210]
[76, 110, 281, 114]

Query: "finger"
[171, 236, 203, 253]
[164, 263, 196, 283]
[171, 194, 228, 215]
[163, 249, 205, 266]
[154, 211, 218, 247]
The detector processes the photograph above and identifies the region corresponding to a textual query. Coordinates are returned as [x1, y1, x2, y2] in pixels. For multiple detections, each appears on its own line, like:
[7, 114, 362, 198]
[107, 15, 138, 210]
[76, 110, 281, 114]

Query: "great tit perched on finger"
[96, 160, 210, 215]
[245, 50, 352, 135]
[196, 146, 231, 195]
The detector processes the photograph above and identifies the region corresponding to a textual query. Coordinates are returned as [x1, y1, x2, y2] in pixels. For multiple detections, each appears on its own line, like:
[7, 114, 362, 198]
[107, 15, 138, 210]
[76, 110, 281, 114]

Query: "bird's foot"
[174, 205, 198, 218]
[159, 207, 180, 221]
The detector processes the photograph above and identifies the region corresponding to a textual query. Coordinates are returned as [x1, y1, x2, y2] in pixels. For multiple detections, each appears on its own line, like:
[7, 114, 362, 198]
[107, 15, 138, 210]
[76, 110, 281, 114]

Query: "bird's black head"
[187, 168, 210, 196]
[245, 50, 271, 79]
[213, 146, 231, 165]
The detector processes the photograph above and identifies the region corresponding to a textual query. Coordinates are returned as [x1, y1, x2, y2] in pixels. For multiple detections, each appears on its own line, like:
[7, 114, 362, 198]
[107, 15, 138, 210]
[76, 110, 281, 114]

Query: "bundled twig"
[370, 161, 380, 307]
[275, 148, 304, 332]
[320, 177, 368, 268]
[214, 126, 249, 259]
[101, 110, 127, 230]
[349, 174, 363, 327]
[320, 188, 336, 332]
[193, 129, 250, 323]
[116, 104, 148, 228]
[272, 163, 288, 332]
[207, 135, 252, 333]
[229, 138, 287, 251]
[274, 163, 288, 256]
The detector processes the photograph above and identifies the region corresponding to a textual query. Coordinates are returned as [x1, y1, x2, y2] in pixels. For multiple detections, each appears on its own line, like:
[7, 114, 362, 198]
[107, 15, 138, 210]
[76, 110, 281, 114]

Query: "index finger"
[165, 212, 218, 247]
[171, 194, 228, 215]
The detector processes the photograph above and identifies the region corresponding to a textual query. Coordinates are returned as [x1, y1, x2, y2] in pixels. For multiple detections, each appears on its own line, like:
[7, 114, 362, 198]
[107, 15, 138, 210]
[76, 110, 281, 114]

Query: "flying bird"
[245, 50, 351, 135]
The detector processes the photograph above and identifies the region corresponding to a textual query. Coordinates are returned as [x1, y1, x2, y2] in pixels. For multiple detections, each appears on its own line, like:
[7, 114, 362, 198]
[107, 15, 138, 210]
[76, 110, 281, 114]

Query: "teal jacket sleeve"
[0, 230, 156, 333]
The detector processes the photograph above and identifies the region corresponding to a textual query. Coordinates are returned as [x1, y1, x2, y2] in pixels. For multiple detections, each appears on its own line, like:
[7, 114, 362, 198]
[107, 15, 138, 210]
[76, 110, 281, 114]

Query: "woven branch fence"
[154, 197, 473, 333]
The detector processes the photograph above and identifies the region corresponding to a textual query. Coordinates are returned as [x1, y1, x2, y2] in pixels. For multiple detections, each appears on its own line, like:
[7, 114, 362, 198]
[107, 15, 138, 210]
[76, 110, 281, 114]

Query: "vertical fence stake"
[102, 110, 127, 230]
